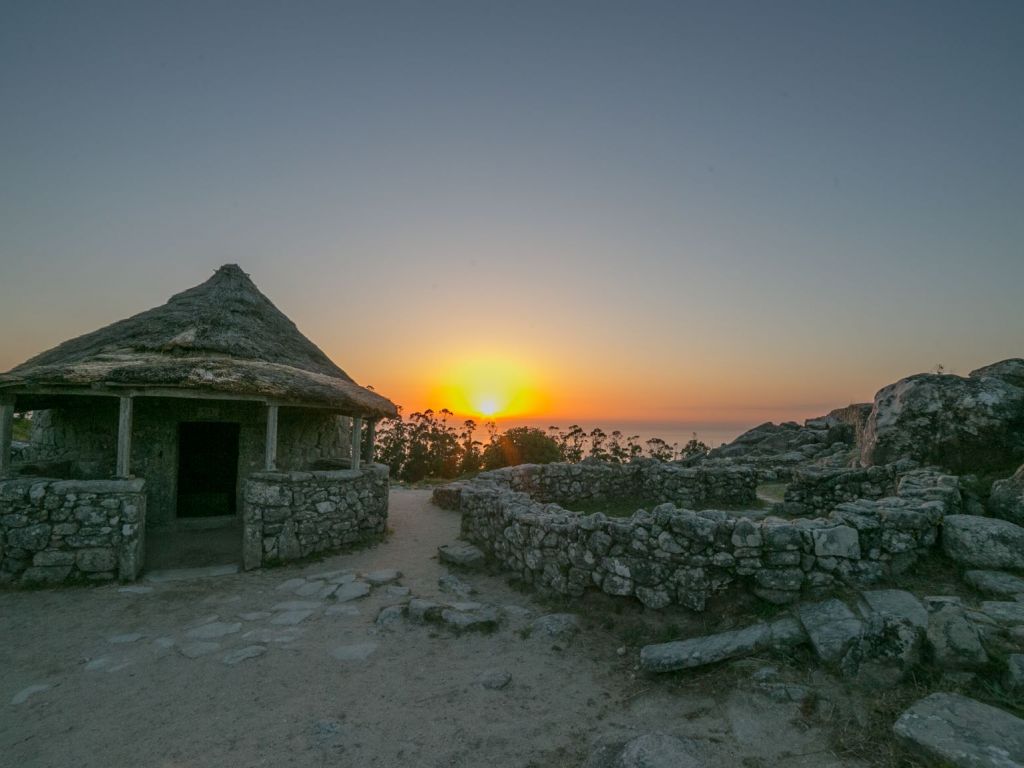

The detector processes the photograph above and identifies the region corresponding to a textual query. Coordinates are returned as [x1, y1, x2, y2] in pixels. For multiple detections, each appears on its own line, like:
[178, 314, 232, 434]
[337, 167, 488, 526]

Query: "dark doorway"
[177, 422, 240, 518]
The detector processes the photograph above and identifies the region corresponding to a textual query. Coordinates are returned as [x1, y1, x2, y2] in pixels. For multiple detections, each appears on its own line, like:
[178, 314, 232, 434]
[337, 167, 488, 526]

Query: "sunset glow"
[429, 356, 548, 420]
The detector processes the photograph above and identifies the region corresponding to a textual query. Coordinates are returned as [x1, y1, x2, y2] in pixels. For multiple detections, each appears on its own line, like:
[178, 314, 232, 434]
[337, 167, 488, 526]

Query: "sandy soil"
[1, 489, 864, 768]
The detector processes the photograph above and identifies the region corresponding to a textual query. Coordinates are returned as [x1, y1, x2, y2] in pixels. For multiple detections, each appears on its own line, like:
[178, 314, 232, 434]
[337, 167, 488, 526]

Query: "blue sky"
[2, 1, 1022, 423]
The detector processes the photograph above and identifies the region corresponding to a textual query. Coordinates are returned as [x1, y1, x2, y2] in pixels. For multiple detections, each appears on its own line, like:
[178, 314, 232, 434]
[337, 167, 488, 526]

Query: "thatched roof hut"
[0, 266, 397, 557]
[0, 263, 396, 417]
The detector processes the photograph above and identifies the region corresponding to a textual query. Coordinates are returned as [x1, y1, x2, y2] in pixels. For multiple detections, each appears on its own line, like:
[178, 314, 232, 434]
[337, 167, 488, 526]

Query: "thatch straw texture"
[0, 265, 397, 417]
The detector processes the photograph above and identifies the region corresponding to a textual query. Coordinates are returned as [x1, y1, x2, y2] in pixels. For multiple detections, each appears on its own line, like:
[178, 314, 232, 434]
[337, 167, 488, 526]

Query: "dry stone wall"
[0, 477, 146, 585]
[471, 459, 757, 508]
[242, 464, 389, 569]
[782, 463, 911, 516]
[435, 462, 960, 610]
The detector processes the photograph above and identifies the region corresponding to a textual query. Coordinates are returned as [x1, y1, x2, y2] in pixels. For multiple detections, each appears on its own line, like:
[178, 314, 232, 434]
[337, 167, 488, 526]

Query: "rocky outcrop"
[861, 361, 1024, 474]
[708, 416, 855, 472]
[942, 514, 1024, 570]
[893, 693, 1024, 767]
[988, 463, 1024, 526]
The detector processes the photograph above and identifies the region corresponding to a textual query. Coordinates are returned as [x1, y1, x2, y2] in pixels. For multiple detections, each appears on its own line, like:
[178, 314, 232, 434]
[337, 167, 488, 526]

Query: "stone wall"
[473, 459, 757, 508]
[15, 399, 353, 528]
[0, 477, 146, 585]
[435, 463, 960, 610]
[242, 464, 389, 569]
[782, 464, 908, 516]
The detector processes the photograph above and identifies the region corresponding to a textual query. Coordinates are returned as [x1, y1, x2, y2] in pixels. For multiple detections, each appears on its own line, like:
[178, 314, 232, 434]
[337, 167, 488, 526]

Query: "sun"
[429, 356, 546, 420]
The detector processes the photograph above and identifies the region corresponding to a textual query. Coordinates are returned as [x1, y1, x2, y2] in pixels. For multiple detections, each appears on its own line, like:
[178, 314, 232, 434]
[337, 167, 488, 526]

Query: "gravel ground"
[1, 489, 861, 768]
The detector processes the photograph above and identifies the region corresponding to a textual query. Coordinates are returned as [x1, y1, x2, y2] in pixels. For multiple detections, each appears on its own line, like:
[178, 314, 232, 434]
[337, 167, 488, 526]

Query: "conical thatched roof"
[0, 264, 397, 417]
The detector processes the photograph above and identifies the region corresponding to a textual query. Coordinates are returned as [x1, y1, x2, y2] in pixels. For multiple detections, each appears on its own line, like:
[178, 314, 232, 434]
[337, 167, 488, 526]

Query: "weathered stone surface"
[943, 515, 1024, 569]
[375, 605, 404, 629]
[270, 600, 321, 612]
[441, 605, 499, 632]
[926, 605, 988, 670]
[640, 617, 804, 673]
[893, 692, 1024, 767]
[979, 601, 1024, 627]
[276, 578, 307, 592]
[108, 632, 144, 644]
[860, 589, 928, 630]
[988, 464, 1024, 525]
[438, 573, 475, 597]
[841, 614, 922, 686]
[178, 641, 221, 658]
[796, 599, 864, 663]
[1006, 654, 1024, 692]
[861, 365, 1024, 473]
[812, 526, 860, 559]
[333, 581, 371, 602]
[222, 645, 267, 665]
[364, 569, 401, 586]
[438, 543, 485, 568]
[10, 683, 51, 706]
[964, 570, 1024, 598]
[531, 613, 581, 641]
[270, 610, 314, 626]
[185, 621, 242, 640]
[583, 733, 702, 768]
[294, 580, 327, 597]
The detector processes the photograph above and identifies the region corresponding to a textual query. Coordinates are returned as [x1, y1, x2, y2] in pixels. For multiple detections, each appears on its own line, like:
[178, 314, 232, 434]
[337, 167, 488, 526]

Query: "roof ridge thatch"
[0, 264, 398, 417]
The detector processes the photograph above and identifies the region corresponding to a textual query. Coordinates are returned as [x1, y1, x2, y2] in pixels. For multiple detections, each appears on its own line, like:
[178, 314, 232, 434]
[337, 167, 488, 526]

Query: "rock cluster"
[0, 477, 146, 584]
[437, 462, 959, 610]
[641, 584, 1023, 691]
[988, 462, 1024, 525]
[861, 359, 1024, 473]
[242, 466, 389, 568]
[709, 405, 868, 475]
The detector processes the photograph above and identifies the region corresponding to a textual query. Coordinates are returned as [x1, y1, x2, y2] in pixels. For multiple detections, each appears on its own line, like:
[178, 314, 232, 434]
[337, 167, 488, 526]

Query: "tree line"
[370, 408, 709, 483]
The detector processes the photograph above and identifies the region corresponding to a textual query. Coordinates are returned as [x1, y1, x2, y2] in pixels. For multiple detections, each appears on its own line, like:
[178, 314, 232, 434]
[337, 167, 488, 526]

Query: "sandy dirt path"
[1, 489, 859, 767]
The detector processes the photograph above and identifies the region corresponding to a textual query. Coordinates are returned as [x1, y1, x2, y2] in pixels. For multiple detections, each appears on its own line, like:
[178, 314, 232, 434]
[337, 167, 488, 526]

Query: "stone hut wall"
[0, 477, 146, 585]
[783, 464, 903, 516]
[242, 464, 388, 569]
[435, 463, 960, 610]
[15, 401, 352, 529]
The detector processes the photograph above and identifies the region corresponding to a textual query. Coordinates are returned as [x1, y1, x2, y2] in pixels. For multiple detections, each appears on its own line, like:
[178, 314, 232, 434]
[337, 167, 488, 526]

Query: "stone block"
[7, 523, 51, 551]
[893, 693, 1024, 767]
[812, 525, 860, 559]
[76, 548, 117, 573]
[797, 598, 864, 663]
[32, 551, 75, 567]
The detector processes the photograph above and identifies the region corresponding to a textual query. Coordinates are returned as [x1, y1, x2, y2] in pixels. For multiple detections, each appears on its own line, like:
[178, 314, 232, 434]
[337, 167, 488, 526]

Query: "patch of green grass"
[12, 415, 31, 442]
[560, 496, 665, 518]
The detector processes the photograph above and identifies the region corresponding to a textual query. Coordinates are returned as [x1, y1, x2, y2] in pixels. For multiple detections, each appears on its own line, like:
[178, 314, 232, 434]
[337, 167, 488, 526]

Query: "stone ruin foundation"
[433, 459, 961, 610]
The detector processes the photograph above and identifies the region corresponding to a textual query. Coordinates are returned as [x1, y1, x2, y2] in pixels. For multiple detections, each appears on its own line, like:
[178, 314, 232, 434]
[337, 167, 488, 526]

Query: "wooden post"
[0, 397, 14, 479]
[116, 396, 133, 478]
[350, 416, 362, 470]
[366, 419, 376, 464]
[265, 404, 279, 471]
